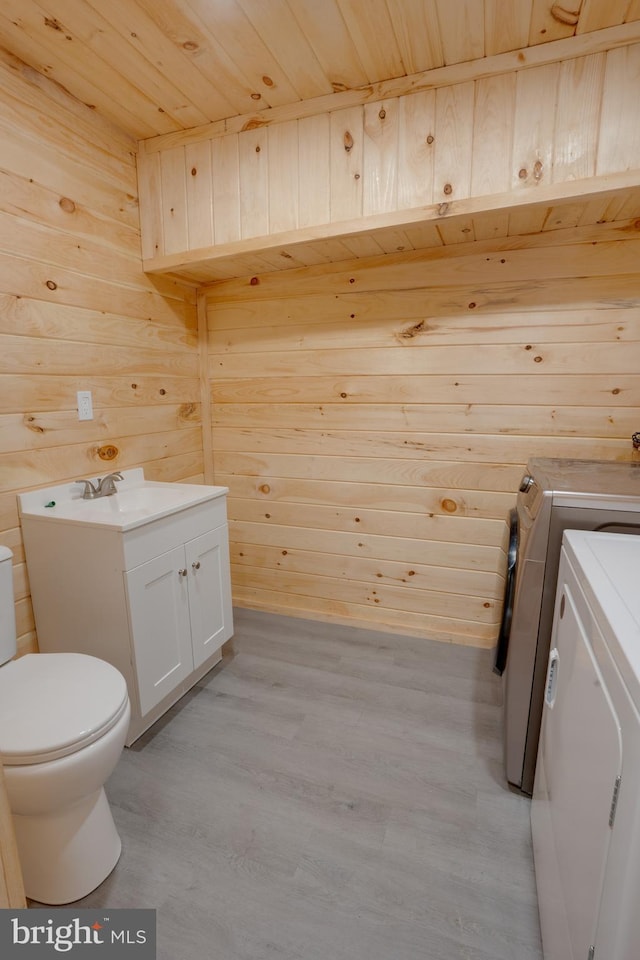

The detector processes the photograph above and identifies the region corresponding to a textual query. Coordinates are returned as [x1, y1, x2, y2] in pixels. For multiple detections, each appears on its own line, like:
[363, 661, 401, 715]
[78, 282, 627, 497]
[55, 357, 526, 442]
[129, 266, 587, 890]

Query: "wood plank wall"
[206, 224, 640, 646]
[139, 40, 640, 267]
[0, 49, 200, 657]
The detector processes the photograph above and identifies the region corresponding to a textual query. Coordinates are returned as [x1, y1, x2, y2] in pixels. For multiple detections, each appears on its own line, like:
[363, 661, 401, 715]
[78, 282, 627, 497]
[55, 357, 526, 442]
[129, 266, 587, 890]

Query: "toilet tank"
[0, 546, 17, 666]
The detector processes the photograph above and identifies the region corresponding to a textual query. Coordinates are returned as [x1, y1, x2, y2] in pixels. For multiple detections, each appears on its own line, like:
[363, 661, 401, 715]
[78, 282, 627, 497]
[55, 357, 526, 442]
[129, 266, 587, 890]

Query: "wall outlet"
[77, 390, 93, 421]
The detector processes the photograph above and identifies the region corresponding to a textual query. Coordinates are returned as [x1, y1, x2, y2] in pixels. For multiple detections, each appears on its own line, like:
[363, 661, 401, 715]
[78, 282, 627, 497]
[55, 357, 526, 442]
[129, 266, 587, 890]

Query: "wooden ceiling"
[1, 0, 639, 142]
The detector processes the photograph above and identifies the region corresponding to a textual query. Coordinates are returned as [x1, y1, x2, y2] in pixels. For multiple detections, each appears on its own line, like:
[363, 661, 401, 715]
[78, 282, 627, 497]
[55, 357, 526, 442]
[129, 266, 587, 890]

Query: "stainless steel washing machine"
[493, 457, 640, 796]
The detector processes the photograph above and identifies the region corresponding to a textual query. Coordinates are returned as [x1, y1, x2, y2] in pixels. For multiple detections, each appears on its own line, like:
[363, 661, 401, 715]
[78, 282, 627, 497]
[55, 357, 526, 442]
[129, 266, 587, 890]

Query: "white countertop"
[17, 468, 228, 532]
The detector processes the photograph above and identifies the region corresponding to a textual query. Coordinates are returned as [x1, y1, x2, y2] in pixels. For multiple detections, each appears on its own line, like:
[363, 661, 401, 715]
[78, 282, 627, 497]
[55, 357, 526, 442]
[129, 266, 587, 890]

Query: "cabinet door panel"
[125, 546, 193, 715]
[186, 526, 233, 669]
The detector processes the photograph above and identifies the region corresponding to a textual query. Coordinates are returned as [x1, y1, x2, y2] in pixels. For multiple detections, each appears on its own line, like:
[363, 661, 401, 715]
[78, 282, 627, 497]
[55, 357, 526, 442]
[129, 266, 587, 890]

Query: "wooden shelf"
[142, 171, 640, 284]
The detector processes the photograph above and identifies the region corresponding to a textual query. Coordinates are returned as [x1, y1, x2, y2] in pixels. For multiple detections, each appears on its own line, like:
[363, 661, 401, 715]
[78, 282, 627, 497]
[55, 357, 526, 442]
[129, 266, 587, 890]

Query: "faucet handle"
[74, 479, 98, 499]
[96, 472, 123, 496]
[101, 471, 123, 485]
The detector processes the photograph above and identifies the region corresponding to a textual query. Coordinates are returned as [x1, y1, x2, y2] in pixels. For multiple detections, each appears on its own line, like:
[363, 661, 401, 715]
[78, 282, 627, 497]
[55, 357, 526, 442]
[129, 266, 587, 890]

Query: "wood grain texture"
[141, 177, 640, 283]
[330, 106, 364, 221]
[0, 40, 199, 656]
[142, 21, 640, 155]
[185, 140, 214, 249]
[138, 42, 640, 280]
[238, 127, 269, 239]
[363, 99, 400, 215]
[1, 2, 639, 144]
[60, 607, 542, 960]
[397, 90, 436, 208]
[597, 42, 640, 174]
[553, 53, 605, 183]
[207, 228, 640, 645]
[471, 74, 516, 196]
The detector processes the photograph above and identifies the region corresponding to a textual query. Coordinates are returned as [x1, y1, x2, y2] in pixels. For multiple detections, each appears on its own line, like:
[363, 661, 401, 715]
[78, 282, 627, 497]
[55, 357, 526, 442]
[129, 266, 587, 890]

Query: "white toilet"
[0, 546, 130, 904]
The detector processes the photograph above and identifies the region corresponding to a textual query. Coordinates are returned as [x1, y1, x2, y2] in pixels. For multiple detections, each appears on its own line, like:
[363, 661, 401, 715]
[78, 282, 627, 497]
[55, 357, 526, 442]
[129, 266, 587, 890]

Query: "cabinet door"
[185, 525, 233, 670]
[125, 545, 194, 715]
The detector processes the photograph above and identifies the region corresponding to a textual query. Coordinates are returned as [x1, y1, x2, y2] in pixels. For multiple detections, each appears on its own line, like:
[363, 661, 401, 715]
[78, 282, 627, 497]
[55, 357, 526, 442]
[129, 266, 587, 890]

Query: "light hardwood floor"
[59, 609, 542, 959]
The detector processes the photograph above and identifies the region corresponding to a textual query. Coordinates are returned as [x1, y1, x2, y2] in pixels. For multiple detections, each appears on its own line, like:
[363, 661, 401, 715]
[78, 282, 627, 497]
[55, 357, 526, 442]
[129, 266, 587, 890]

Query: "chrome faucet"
[75, 472, 123, 499]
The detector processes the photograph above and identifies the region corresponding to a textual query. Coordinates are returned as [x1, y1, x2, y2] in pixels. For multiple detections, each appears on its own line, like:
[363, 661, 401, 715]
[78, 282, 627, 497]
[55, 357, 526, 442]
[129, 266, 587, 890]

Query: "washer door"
[493, 508, 518, 675]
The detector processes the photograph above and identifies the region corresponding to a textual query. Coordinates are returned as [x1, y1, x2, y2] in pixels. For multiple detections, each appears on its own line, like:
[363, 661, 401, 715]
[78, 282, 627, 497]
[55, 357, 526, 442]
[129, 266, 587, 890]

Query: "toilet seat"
[0, 653, 129, 765]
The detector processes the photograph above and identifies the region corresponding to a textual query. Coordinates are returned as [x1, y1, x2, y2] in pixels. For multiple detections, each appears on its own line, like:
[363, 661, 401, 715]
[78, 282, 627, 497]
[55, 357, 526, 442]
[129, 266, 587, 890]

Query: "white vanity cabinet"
[18, 473, 233, 744]
[125, 523, 231, 717]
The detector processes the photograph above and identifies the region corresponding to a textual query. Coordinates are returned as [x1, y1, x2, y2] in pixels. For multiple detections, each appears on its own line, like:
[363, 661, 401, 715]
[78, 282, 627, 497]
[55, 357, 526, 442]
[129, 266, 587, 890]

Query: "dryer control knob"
[519, 474, 534, 493]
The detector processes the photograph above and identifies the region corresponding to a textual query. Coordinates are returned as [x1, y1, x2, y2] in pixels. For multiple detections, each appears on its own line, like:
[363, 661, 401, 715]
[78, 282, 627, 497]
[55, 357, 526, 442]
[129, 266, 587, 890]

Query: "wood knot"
[46, 280, 57, 290]
[437, 202, 449, 216]
[259, 484, 271, 494]
[518, 168, 527, 180]
[59, 197, 76, 213]
[179, 402, 198, 420]
[250, 93, 262, 101]
[443, 183, 453, 195]
[399, 319, 425, 339]
[250, 276, 260, 285]
[262, 76, 274, 87]
[378, 108, 386, 120]
[183, 40, 198, 51]
[426, 134, 434, 145]
[243, 116, 268, 130]
[441, 498, 458, 513]
[97, 445, 119, 461]
[24, 415, 44, 434]
[533, 160, 543, 180]
[344, 131, 354, 153]
[550, 2, 580, 25]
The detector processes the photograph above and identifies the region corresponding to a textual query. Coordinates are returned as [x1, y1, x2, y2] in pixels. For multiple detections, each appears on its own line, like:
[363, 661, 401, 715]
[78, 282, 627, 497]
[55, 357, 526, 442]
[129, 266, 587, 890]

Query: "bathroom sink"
[18, 469, 229, 531]
[77, 485, 202, 516]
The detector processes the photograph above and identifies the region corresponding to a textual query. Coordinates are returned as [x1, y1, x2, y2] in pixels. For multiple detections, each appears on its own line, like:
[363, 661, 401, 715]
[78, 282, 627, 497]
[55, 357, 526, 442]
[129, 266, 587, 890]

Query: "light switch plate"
[77, 390, 93, 421]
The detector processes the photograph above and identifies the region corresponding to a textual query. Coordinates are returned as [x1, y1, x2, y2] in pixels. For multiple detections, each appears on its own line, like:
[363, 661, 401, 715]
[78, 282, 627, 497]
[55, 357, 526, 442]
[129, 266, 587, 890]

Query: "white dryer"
[531, 529, 640, 960]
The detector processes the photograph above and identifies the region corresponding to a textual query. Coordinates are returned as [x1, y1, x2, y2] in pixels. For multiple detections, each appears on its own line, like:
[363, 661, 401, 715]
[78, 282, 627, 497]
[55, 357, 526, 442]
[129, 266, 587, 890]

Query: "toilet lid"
[0, 653, 129, 765]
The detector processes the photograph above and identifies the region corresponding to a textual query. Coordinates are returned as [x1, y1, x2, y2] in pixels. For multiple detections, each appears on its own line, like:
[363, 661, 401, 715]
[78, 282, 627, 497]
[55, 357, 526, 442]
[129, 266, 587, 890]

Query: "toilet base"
[13, 787, 122, 905]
